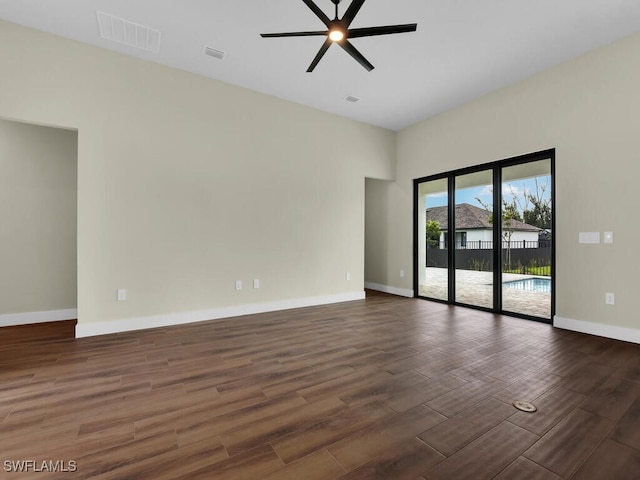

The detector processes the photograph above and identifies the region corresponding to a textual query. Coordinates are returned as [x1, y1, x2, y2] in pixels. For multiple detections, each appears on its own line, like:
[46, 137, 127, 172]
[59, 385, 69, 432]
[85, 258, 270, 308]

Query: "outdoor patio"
[418, 267, 551, 319]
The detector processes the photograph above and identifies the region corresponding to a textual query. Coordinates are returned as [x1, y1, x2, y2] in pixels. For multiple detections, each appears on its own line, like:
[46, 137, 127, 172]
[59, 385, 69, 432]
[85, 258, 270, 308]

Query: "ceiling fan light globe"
[329, 30, 344, 42]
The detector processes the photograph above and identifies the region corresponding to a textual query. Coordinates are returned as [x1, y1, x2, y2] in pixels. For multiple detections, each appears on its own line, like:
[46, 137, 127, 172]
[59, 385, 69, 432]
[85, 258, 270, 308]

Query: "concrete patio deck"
[418, 267, 551, 319]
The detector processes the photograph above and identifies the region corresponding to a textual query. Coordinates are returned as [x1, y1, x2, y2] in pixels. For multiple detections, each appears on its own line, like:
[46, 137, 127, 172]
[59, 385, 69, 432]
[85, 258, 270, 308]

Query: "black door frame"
[413, 149, 555, 324]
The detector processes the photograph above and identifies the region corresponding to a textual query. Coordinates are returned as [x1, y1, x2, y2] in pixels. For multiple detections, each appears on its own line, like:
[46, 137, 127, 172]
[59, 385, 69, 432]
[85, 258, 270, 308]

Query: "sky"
[426, 175, 551, 213]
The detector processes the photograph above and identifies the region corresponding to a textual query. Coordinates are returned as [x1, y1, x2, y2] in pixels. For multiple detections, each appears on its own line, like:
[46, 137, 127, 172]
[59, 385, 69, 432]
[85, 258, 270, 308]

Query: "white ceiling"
[2, 0, 640, 131]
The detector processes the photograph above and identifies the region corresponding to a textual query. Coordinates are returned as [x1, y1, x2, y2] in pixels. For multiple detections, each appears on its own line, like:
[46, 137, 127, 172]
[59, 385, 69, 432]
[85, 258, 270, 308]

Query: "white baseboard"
[554, 316, 640, 344]
[364, 282, 414, 298]
[0, 308, 78, 328]
[76, 291, 366, 338]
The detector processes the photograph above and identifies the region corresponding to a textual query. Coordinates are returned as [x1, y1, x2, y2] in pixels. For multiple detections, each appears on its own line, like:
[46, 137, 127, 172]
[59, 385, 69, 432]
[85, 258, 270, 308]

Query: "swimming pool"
[503, 277, 551, 293]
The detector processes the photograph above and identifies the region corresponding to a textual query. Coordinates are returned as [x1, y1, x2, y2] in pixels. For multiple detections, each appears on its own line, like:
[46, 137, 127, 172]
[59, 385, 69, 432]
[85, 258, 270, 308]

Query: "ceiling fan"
[260, 0, 417, 72]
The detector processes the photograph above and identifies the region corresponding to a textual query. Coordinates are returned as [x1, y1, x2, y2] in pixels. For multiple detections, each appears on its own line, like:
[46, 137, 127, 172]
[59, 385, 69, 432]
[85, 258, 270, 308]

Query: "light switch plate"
[604, 231, 614, 244]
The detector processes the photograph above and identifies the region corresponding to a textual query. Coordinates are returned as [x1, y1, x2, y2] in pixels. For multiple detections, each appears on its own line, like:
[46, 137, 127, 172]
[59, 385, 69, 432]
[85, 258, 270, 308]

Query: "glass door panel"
[501, 160, 552, 319]
[454, 170, 494, 308]
[418, 178, 448, 301]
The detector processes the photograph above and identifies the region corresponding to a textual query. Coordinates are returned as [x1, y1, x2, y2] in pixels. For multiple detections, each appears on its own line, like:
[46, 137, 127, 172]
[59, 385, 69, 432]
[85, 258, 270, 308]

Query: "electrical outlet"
[579, 232, 600, 244]
[117, 289, 126, 301]
[400, 270, 405, 278]
[235, 280, 242, 291]
[605, 292, 615, 305]
[253, 279, 260, 289]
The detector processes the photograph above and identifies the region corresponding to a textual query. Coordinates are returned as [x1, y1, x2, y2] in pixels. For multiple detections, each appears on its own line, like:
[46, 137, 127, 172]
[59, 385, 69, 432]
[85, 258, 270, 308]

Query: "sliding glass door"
[416, 178, 449, 301]
[454, 170, 494, 309]
[501, 159, 552, 318]
[414, 150, 554, 322]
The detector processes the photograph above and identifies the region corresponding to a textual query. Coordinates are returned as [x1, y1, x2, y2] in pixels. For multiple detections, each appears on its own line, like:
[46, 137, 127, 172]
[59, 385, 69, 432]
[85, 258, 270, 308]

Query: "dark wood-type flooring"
[1, 291, 639, 479]
[0, 320, 76, 346]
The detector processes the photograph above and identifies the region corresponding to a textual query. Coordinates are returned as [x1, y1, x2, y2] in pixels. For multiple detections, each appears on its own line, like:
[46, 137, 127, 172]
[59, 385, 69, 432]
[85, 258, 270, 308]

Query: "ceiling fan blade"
[307, 38, 332, 72]
[302, 0, 332, 27]
[261, 30, 327, 38]
[342, 0, 367, 27]
[348, 23, 417, 38]
[339, 40, 374, 71]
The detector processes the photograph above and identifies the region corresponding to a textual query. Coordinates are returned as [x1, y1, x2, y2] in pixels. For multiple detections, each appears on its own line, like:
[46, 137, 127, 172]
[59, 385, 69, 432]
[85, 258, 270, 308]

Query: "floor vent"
[513, 401, 537, 412]
[345, 95, 360, 103]
[96, 11, 161, 53]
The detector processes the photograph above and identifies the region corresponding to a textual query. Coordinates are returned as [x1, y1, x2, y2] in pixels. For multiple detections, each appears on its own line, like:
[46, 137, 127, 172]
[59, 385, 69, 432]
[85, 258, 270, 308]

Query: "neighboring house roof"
[426, 203, 541, 232]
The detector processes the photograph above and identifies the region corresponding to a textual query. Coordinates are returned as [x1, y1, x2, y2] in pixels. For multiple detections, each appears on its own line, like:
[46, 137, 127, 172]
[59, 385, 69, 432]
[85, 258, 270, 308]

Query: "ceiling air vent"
[203, 46, 226, 60]
[344, 96, 360, 103]
[96, 11, 161, 53]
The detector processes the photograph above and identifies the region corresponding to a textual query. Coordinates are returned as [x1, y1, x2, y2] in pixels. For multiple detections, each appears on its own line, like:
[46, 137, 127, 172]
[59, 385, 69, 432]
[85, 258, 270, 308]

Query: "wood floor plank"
[382, 352, 433, 375]
[296, 366, 391, 403]
[508, 386, 586, 435]
[558, 361, 615, 394]
[523, 408, 614, 478]
[492, 456, 562, 480]
[492, 369, 563, 405]
[425, 377, 508, 417]
[75, 385, 214, 436]
[5, 380, 150, 427]
[593, 342, 640, 369]
[620, 360, 640, 385]
[272, 402, 393, 464]
[0, 406, 11, 422]
[337, 370, 427, 407]
[176, 393, 308, 448]
[383, 373, 467, 413]
[580, 374, 640, 421]
[261, 365, 355, 398]
[419, 397, 516, 456]
[413, 348, 476, 378]
[73, 431, 179, 479]
[540, 348, 592, 377]
[90, 437, 228, 480]
[609, 397, 640, 450]
[484, 354, 549, 384]
[571, 439, 640, 480]
[336, 438, 443, 480]
[172, 443, 283, 480]
[262, 449, 345, 480]
[423, 422, 538, 480]
[328, 405, 446, 471]
[221, 395, 346, 456]
[1, 422, 86, 461]
[134, 386, 269, 440]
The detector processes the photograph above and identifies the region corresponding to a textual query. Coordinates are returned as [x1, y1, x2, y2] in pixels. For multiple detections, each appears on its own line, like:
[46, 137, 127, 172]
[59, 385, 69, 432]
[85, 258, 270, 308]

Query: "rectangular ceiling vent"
[203, 46, 226, 60]
[344, 95, 360, 103]
[97, 11, 161, 53]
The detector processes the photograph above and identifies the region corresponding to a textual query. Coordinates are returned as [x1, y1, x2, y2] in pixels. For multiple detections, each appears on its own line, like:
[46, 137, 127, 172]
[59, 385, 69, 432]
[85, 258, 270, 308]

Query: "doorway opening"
[0, 118, 78, 338]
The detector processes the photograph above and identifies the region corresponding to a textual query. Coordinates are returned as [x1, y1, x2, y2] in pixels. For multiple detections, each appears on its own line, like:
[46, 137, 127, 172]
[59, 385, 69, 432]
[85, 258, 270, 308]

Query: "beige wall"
[369, 31, 640, 340]
[0, 20, 395, 334]
[0, 119, 77, 316]
[4, 17, 637, 341]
